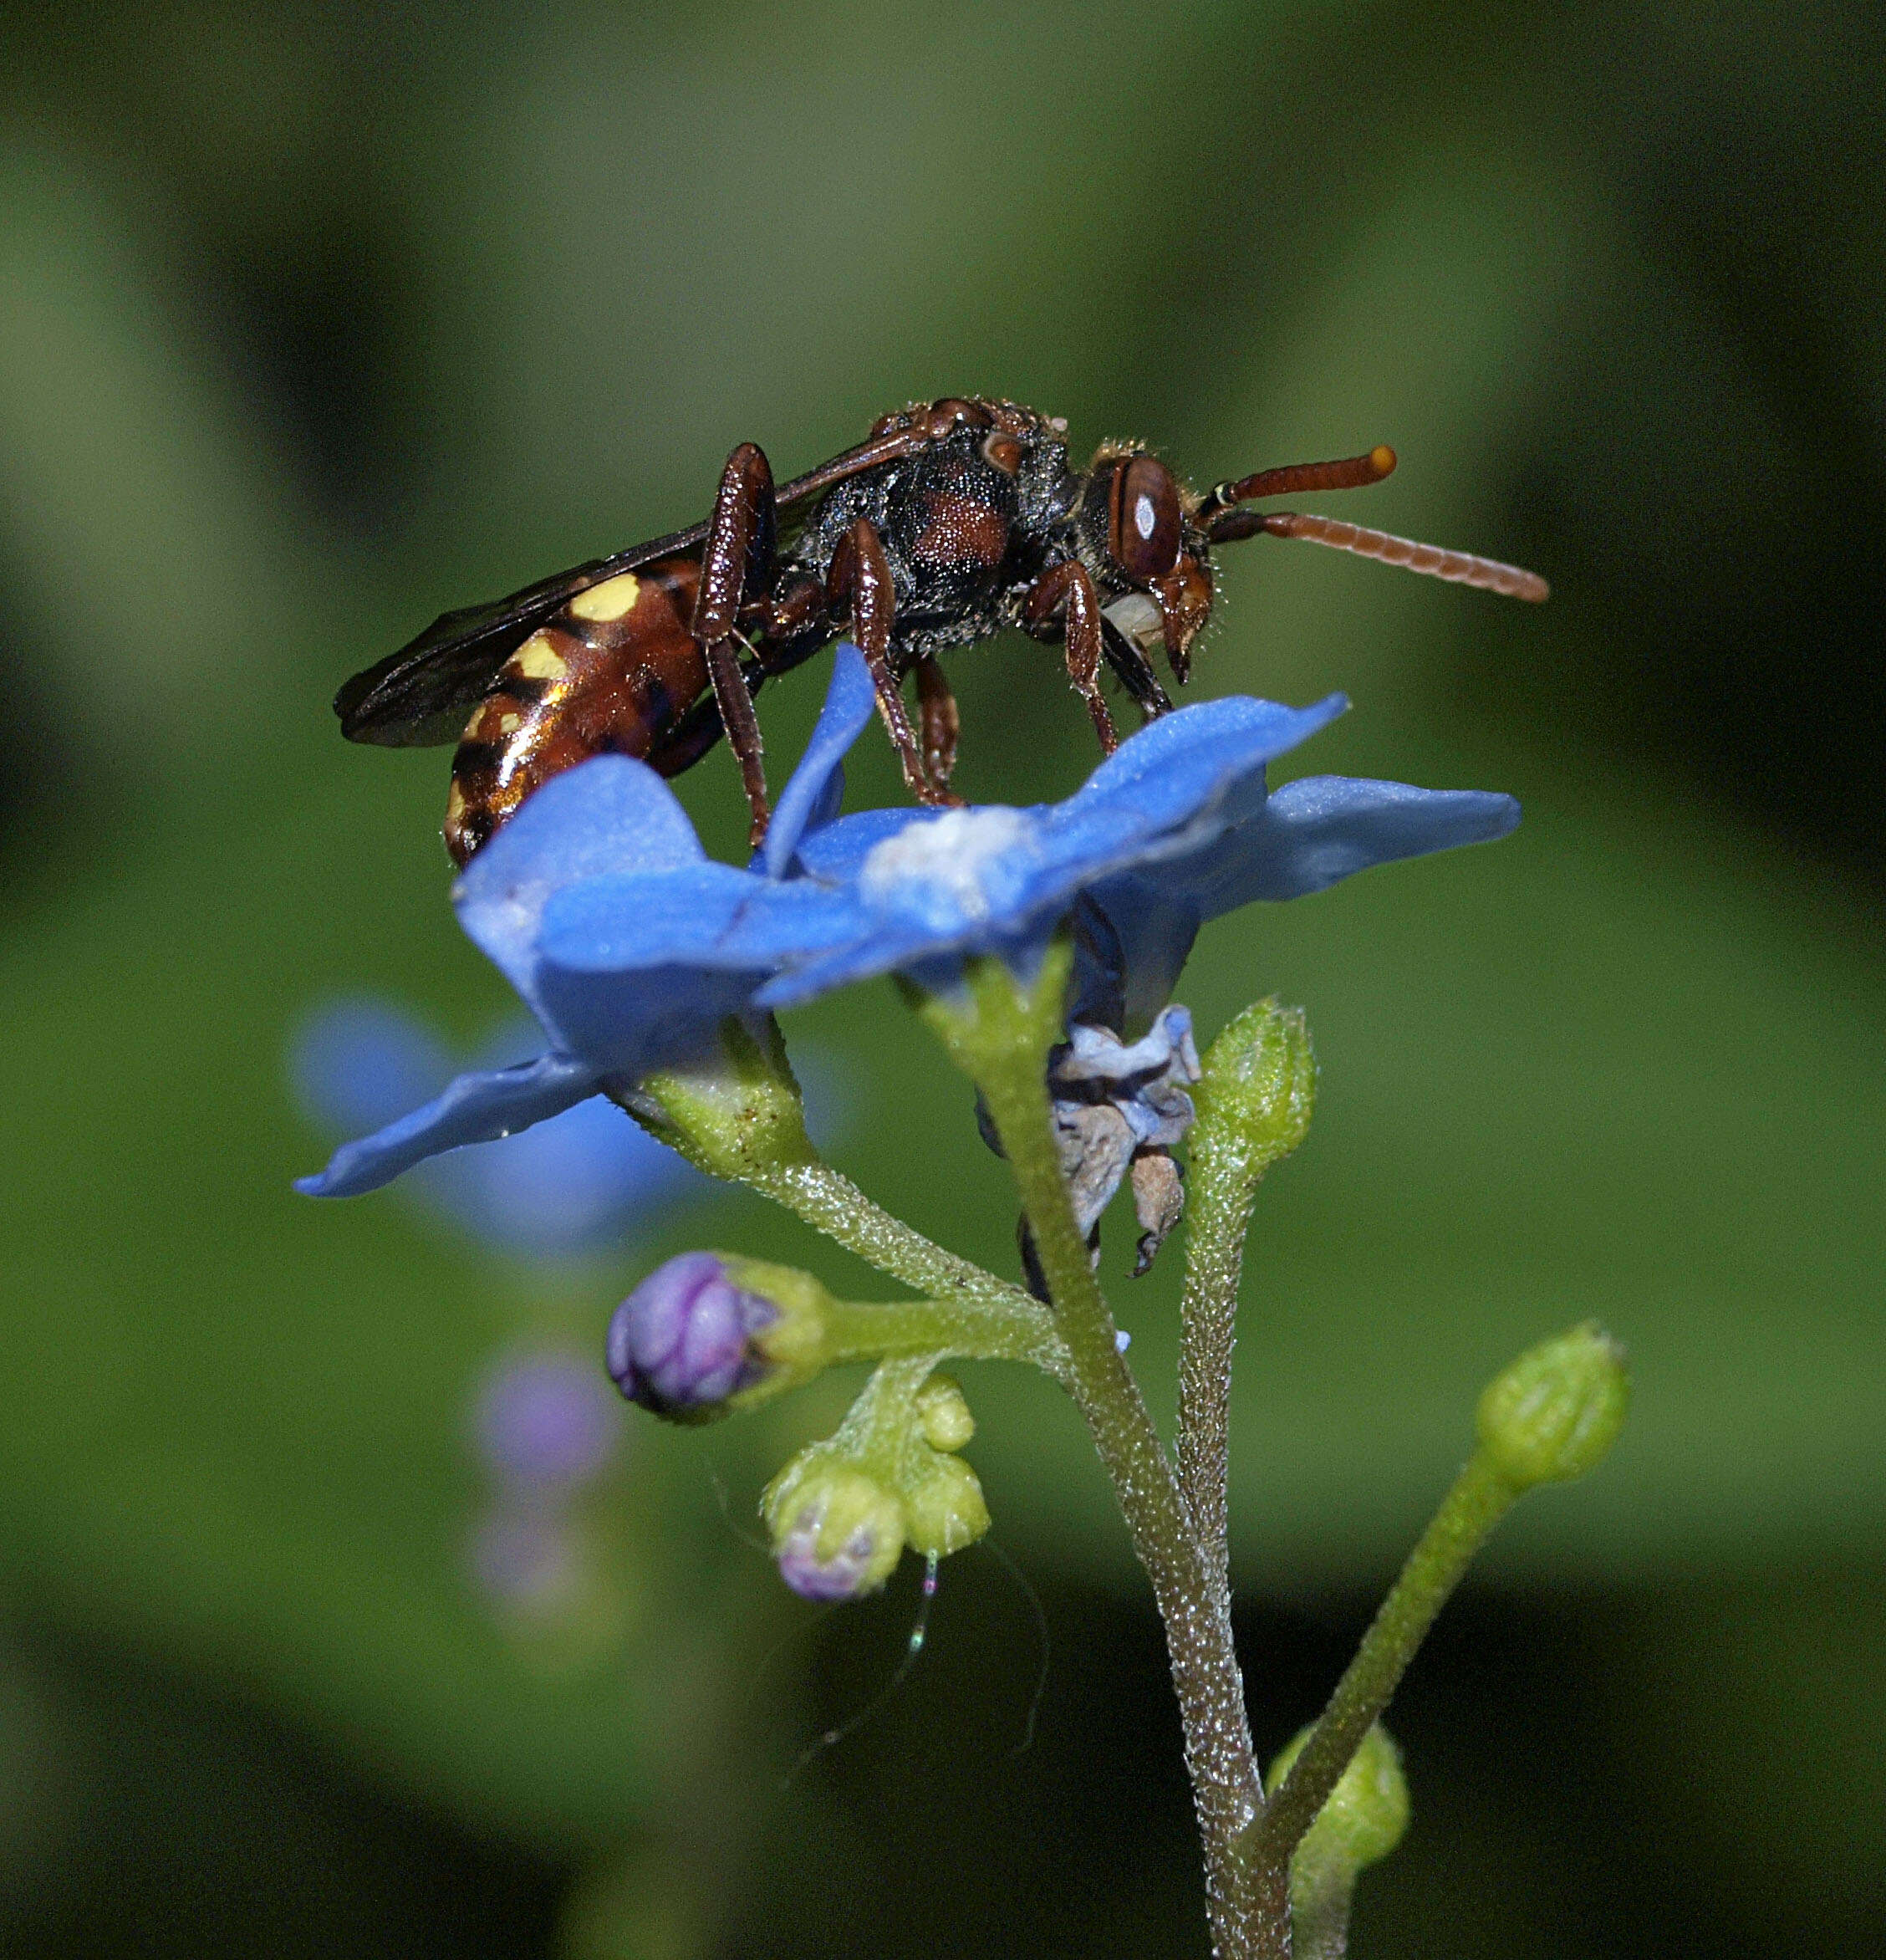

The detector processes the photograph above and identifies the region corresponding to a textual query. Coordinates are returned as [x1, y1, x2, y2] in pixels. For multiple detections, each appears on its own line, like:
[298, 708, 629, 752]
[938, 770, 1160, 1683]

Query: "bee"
[334, 396, 1546, 862]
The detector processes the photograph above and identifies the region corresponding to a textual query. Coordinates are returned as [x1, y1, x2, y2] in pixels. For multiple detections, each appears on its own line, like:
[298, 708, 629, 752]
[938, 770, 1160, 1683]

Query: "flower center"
[859, 807, 1036, 921]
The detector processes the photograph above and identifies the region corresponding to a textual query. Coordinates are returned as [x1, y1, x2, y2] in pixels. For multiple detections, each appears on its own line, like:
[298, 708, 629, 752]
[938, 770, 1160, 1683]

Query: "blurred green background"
[2, 1, 1883, 1952]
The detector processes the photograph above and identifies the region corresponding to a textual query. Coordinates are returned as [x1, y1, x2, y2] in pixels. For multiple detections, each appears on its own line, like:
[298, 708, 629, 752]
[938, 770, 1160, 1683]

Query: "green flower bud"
[1476, 1321, 1630, 1491]
[632, 1016, 816, 1184]
[899, 1447, 991, 1560]
[913, 1373, 976, 1452]
[1192, 1000, 1316, 1179]
[762, 1457, 906, 1602]
[1267, 1723, 1410, 1877]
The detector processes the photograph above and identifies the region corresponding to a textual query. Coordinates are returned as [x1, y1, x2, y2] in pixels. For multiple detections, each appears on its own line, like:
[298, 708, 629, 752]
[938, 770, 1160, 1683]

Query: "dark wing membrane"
[334, 428, 928, 747]
[335, 523, 712, 747]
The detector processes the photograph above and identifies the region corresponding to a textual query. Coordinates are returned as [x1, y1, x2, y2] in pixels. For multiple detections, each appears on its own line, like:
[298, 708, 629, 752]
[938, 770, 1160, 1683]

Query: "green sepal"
[713, 1253, 836, 1388]
[1267, 1722, 1409, 1876]
[630, 1014, 816, 1184]
[761, 1458, 907, 1595]
[1265, 1723, 1409, 1960]
[760, 1356, 991, 1595]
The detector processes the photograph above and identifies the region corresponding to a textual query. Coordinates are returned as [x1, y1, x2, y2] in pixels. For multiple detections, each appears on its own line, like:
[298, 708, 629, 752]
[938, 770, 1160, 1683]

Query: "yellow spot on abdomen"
[445, 781, 466, 823]
[512, 631, 568, 681]
[568, 572, 642, 621]
[497, 712, 522, 735]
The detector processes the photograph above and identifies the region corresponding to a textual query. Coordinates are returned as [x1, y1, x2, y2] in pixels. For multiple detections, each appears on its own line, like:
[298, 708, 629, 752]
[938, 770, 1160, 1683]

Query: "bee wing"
[334, 524, 712, 748]
[334, 426, 927, 747]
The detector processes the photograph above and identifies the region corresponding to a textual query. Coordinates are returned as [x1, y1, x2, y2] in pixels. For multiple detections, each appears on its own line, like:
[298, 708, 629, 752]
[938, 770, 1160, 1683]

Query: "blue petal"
[540, 865, 861, 973]
[1062, 692, 1348, 835]
[453, 758, 705, 1008]
[760, 642, 877, 879]
[295, 1052, 600, 1198]
[538, 865, 862, 1074]
[1180, 776, 1522, 916]
[788, 804, 942, 885]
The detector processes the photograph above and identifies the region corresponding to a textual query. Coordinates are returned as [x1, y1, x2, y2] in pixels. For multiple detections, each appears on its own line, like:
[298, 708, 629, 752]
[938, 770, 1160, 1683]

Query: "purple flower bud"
[473, 1349, 620, 1489]
[763, 1463, 906, 1600]
[606, 1252, 780, 1417]
[776, 1514, 884, 1600]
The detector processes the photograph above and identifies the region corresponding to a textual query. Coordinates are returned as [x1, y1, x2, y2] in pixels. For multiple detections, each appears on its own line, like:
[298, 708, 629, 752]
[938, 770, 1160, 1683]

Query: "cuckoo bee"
[334, 396, 1547, 863]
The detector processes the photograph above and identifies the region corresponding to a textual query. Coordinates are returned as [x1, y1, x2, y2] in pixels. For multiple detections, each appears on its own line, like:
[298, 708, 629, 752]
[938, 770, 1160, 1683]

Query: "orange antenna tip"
[1369, 445, 1396, 478]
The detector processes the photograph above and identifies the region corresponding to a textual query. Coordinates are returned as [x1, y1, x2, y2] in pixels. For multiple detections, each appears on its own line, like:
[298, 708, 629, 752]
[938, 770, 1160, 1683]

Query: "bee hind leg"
[692, 441, 779, 846]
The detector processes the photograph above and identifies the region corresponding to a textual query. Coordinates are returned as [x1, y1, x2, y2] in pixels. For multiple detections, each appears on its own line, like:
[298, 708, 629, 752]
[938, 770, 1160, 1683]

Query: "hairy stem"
[741, 1156, 1036, 1315]
[824, 1293, 1068, 1376]
[920, 956, 1275, 1960]
[1175, 1143, 1258, 1607]
[1248, 1451, 1516, 1876]
[1176, 1003, 1315, 1611]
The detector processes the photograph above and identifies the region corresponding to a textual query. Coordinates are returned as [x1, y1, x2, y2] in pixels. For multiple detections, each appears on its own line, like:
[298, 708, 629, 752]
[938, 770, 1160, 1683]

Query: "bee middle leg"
[692, 440, 779, 846]
[1022, 562, 1120, 756]
[828, 518, 953, 805]
[913, 655, 961, 794]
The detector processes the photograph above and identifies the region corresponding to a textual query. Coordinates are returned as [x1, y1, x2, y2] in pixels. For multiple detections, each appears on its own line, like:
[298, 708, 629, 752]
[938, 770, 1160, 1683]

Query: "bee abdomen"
[445, 558, 708, 865]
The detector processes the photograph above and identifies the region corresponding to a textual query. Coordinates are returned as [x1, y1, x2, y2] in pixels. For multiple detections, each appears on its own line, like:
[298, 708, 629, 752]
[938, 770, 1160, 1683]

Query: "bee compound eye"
[1109, 457, 1182, 583]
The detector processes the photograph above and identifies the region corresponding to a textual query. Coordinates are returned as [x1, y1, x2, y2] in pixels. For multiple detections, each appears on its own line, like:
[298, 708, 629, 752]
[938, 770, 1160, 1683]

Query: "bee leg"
[828, 518, 947, 804]
[913, 654, 961, 794]
[1022, 563, 1120, 756]
[692, 441, 779, 847]
[1098, 614, 1174, 722]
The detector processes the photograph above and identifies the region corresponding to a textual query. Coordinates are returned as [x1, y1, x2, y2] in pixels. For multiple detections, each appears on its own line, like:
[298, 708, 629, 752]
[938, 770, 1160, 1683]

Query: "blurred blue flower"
[472, 1347, 620, 1489]
[292, 998, 708, 1256]
[299, 643, 1517, 1201]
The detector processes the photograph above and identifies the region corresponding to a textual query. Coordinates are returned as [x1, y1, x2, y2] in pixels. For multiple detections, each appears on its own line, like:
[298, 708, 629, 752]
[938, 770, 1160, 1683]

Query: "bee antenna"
[1200, 444, 1396, 522]
[1249, 510, 1549, 602]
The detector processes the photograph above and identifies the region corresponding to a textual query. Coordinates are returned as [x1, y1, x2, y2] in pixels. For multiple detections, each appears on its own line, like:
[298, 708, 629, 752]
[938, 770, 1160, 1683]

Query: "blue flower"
[299, 644, 1516, 1201]
[294, 655, 884, 1199]
[754, 689, 1519, 1026]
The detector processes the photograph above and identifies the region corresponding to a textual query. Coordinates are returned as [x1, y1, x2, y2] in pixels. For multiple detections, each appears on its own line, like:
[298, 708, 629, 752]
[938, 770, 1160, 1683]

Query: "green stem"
[1287, 1865, 1358, 1960]
[920, 956, 1272, 1960]
[825, 1294, 1068, 1377]
[1175, 1142, 1260, 1608]
[741, 1156, 1040, 1319]
[1249, 1451, 1516, 1871]
[1176, 1003, 1315, 1615]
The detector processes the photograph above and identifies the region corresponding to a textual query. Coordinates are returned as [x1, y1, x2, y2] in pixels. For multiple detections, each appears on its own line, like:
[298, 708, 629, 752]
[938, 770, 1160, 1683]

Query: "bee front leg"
[828, 518, 951, 805]
[692, 441, 779, 847]
[1022, 562, 1120, 756]
[1098, 614, 1174, 722]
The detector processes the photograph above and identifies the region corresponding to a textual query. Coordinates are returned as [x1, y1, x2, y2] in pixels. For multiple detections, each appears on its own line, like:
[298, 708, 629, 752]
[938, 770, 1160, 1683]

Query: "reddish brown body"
[446, 558, 706, 864]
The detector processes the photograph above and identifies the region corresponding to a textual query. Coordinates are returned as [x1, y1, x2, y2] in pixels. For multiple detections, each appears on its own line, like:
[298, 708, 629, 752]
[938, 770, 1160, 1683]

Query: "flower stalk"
[1246, 1324, 1629, 1892]
[624, 1017, 1058, 1350]
[916, 948, 1274, 1960]
[1177, 1002, 1317, 1604]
